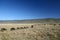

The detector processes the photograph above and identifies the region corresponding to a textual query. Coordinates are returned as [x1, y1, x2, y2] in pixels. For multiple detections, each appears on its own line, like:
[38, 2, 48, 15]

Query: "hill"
[0, 18, 60, 23]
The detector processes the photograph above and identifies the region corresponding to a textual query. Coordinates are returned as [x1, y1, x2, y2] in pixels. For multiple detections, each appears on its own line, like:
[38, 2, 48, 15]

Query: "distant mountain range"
[0, 18, 60, 23]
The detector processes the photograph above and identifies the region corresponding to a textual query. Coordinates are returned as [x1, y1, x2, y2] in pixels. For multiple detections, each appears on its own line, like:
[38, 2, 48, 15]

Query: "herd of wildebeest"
[0, 23, 60, 32]
[0, 25, 34, 32]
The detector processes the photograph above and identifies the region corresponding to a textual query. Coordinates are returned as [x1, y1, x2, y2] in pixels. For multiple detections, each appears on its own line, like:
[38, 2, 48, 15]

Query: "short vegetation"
[0, 18, 60, 40]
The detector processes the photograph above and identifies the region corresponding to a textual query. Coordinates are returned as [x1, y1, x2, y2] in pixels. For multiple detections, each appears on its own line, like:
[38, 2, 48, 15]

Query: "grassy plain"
[0, 18, 60, 40]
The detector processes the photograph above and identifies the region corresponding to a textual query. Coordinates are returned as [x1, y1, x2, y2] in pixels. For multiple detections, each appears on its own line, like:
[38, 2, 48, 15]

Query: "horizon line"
[0, 18, 60, 20]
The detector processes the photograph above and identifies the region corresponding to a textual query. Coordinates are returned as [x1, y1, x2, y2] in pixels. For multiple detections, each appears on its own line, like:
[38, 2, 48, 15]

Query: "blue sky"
[0, 0, 60, 20]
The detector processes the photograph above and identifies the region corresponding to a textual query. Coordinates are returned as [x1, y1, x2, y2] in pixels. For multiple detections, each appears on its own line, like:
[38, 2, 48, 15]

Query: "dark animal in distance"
[44, 24, 46, 25]
[59, 24, 60, 25]
[20, 27, 24, 29]
[54, 24, 56, 26]
[17, 27, 20, 29]
[31, 25, 33, 28]
[10, 28, 15, 31]
[1, 28, 7, 32]
[24, 27, 28, 29]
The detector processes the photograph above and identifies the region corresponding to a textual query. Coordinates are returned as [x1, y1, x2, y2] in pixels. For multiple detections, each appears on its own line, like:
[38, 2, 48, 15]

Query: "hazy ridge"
[0, 18, 60, 23]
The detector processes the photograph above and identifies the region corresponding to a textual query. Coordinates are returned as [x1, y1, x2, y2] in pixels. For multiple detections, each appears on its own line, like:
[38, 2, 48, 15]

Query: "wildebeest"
[24, 27, 28, 29]
[54, 24, 56, 26]
[17, 27, 20, 29]
[31, 25, 33, 28]
[10, 28, 15, 31]
[50, 24, 52, 25]
[20, 27, 24, 29]
[59, 24, 60, 25]
[1, 28, 7, 32]
[44, 24, 46, 25]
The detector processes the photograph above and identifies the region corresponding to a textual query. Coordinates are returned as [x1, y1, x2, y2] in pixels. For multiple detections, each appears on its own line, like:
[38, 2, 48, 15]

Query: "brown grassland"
[0, 18, 60, 40]
[0, 23, 60, 40]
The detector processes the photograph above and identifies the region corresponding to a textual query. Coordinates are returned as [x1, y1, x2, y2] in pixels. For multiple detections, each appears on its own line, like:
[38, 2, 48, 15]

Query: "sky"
[0, 0, 60, 20]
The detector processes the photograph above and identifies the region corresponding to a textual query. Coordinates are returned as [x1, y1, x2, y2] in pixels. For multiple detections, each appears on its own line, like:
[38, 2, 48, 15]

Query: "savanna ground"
[0, 23, 60, 40]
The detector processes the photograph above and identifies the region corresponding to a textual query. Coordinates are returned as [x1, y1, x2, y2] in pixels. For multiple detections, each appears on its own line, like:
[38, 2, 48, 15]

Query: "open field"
[0, 18, 60, 40]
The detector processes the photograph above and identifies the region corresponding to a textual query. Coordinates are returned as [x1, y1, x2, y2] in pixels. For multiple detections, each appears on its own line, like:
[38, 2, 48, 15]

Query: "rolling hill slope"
[0, 18, 60, 23]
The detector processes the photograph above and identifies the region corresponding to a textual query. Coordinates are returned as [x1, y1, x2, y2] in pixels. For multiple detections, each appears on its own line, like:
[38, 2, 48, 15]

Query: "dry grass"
[0, 23, 60, 40]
